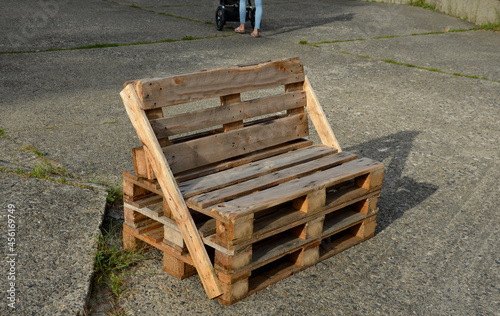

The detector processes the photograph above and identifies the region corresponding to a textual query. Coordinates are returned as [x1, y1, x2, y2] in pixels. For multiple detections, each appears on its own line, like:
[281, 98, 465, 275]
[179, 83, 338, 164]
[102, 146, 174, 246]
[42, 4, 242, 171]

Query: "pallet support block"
[291, 216, 325, 240]
[216, 214, 254, 246]
[123, 228, 142, 251]
[218, 277, 249, 305]
[215, 246, 252, 271]
[354, 195, 380, 216]
[291, 243, 321, 267]
[163, 252, 197, 280]
[292, 188, 327, 214]
[351, 215, 377, 239]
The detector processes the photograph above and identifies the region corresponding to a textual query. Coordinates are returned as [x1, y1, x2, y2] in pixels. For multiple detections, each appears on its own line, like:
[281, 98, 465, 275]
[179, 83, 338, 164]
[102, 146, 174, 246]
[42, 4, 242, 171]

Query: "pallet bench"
[120, 57, 384, 304]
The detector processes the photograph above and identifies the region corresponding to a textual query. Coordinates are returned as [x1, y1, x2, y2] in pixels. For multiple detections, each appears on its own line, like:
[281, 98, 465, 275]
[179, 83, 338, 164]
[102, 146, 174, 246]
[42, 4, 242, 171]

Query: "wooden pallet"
[122, 146, 382, 304]
[120, 58, 384, 303]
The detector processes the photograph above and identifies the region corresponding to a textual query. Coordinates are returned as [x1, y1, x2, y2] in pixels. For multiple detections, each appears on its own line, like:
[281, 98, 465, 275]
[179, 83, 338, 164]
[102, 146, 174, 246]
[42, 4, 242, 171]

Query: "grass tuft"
[127, 4, 142, 9]
[93, 226, 149, 312]
[409, 0, 437, 10]
[23, 145, 44, 157]
[106, 185, 123, 208]
[479, 23, 500, 32]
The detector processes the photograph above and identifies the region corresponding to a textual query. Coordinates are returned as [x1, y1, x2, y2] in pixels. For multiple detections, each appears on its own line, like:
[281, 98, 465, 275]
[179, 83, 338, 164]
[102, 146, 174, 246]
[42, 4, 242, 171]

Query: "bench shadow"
[343, 131, 438, 232]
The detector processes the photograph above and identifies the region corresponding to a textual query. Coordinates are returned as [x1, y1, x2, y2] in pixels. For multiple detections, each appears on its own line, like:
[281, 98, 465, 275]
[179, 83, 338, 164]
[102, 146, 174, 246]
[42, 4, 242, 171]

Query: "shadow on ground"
[264, 12, 355, 34]
[345, 131, 438, 232]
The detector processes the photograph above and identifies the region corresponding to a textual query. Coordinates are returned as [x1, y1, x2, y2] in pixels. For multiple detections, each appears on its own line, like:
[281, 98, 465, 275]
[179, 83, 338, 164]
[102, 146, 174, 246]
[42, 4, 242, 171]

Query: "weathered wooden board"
[304, 77, 341, 151]
[178, 145, 337, 199]
[121, 84, 223, 299]
[174, 139, 313, 182]
[164, 113, 309, 174]
[133, 57, 304, 109]
[189, 152, 358, 208]
[151, 91, 306, 138]
[210, 158, 384, 218]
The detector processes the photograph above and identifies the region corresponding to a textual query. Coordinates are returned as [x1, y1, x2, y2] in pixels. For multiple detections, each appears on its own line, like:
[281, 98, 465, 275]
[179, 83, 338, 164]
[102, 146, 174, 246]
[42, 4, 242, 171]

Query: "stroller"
[215, 0, 256, 31]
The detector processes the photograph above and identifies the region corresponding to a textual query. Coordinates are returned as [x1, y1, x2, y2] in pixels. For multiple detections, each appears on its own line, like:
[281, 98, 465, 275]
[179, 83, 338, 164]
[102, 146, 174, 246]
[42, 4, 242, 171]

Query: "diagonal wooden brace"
[304, 76, 341, 152]
[121, 84, 223, 299]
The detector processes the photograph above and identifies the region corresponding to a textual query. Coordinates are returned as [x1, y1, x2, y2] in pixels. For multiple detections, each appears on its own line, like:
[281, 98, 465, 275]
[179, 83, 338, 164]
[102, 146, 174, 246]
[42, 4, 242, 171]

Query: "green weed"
[23, 145, 45, 157]
[479, 23, 500, 32]
[127, 4, 142, 9]
[93, 227, 149, 306]
[106, 185, 123, 207]
[409, 0, 437, 11]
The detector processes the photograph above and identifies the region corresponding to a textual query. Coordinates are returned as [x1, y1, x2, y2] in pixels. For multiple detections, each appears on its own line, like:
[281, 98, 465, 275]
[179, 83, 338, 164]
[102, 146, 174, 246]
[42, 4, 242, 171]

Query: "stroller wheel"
[215, 6, 226, 31]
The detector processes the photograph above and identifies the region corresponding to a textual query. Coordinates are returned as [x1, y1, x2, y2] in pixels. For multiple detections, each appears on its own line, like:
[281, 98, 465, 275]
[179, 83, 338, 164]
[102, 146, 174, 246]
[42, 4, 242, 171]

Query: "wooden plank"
[126, 195, 163, 208]
[135, 57, 304, 109]
[151, 92, 306, 138]
[251, 234, 313, 266]
[178, 145, 338, 199]
[210, 158, 384, 219]
[189, 152, 358, 208]
[304, 77, 341, 151]
[127, 201, 163, 220]
[144, 227, 164, 243]
[123, 203, 216, 238]
[174, 139, 313, 182]
[123, 224, 194, 266]
[121, 84, 222, 299]
[318, 234, 365, 262]
[123, 171, 161, 189]
[321, 209, 369, 238]
[123, 172, 163, 196]
[164, 113, 309, 174]
[246, 262, 299, 299]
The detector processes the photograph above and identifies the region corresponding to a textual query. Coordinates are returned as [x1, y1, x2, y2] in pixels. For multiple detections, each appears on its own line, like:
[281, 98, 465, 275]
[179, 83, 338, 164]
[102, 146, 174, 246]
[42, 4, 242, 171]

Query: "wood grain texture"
[189, 152, 357, 208]
[151, 91, 306, 138]
[164, 113, 309, 174]
[134, 57, 304, 109]
[174, 139, 313, 182]
[178, 145, 337, 199]
[210, 158, 384, 219]
[121, 84, 222, 299]
[304, 76, 341, 151]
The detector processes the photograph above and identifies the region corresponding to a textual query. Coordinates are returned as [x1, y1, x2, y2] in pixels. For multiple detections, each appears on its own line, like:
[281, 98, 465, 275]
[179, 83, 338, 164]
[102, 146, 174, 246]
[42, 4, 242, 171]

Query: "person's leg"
[235, 0, 246, 32]
[254, 0, 262, 30]
[252, 0, 262, 36]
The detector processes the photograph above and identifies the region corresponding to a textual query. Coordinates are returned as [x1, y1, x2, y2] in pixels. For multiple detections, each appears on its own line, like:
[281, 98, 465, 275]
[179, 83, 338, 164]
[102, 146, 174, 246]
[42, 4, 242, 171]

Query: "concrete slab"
[0, 0, 221, 53]
[0, 172, 107, 315]
[327, 29, 500, 81]
[262, 0, 475, 42]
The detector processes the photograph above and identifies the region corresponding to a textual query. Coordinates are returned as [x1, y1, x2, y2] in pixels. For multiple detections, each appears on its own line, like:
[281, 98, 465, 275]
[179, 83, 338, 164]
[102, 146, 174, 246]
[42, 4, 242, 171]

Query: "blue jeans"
[240, 0, 262, 30]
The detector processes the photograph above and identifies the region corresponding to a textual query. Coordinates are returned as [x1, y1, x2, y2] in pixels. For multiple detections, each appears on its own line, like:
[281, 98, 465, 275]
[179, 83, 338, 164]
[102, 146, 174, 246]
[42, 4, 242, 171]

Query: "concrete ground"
[0, 0, 498, 315]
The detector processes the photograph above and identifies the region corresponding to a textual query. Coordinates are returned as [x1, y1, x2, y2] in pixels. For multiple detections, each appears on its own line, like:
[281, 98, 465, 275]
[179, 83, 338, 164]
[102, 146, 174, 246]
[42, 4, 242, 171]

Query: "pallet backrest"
[126, 57, 312, 175]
